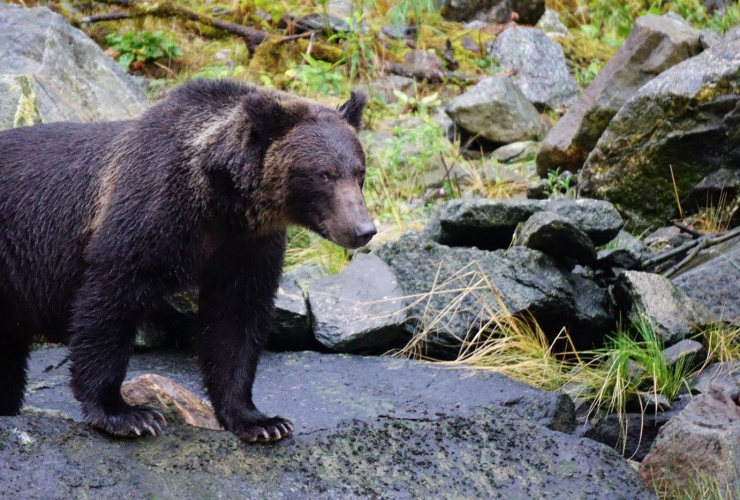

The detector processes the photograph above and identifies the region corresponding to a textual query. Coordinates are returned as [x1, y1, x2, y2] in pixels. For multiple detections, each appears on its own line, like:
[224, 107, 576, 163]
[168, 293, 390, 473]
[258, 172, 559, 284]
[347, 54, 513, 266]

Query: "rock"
[640, 392, 740, 495]
[690, 361, 740, 401]
[356, 75, 414, 104]
[595, 249, 641, 270]
[536, 14, 702, 177]
[374, 233, 579, 352]
[536, 9, 569, 37]
[445, 76, 544, 144]
[700, 28, 723, 49]
[527, 179, 550, 199]
[121, 374, 221, 430]
[403, 49, 443, 70]
[3, 346, 657, 499]
[570, 275, 617, 346]
[579, 36, 740, 229]
[0, 7, 148, 129]
[489, 140, 538, 163]
[134, 322, 169, 349]
[515, 211, 596, 265]
[309, 254, 406, 352]
[424, 162, 472, 189]
[661, 338, 704, 366]
[682, 168, 740, 214]
[672, 236, 740, 323]
[425, 198, 622, 250]
[489, 27, 579, 111]
[270, 273, 312, 351]
[614, 271, 710, 345]
[381, 24, 415, 40]
[640, 392, 672, 412]
[438, 0, 545, 25]
[608, 230, 646, 258]
[643, 226, 692, 253]
[294, 13, 351, 33]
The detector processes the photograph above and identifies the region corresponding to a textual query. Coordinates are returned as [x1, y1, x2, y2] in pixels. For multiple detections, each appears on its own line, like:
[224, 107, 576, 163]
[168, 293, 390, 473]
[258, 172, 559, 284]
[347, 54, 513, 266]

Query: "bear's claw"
[87, 405, 166, 437]
[238, 416, 294, 444]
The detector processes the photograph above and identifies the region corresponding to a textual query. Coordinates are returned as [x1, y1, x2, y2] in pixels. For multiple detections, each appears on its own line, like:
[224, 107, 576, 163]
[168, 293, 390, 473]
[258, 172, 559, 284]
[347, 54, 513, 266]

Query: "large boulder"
[536, 14, 702, 176]
[640, 392, 740, 496]
[374, 233, 579, 352]
[514, 211, 597, 265]
[445, 75, 544, 145]
[7, 346, 654, 499]
[0, 6, 148, 129]
[437, 0, 545, 25]
[308, 254, 406, 353]
[578, 35, 740, 229]
[425, 198, 622, 250]
[489, 27, 579, 111]
[672, 236, 740, 324]
[614, 271, 711, 345]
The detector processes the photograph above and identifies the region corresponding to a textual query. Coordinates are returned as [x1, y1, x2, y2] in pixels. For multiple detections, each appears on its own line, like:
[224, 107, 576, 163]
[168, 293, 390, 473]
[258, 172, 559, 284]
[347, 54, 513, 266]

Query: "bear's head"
[246, 91, 376, 250]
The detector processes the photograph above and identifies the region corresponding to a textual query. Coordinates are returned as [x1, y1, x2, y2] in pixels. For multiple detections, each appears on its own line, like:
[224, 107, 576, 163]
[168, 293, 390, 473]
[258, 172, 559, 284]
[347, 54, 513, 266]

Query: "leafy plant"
[392, 89, 440, 117]
[545, 168, 576, 199]
[105, 30, 182, 70]
[286, 55, 348, 96]
[193, 63, 246, 80]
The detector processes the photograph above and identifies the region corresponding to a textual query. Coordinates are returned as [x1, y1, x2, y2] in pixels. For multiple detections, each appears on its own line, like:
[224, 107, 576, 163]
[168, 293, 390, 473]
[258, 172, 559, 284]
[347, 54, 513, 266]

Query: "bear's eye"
[358, 171, 365, 184]
[319, 172, 331, 183]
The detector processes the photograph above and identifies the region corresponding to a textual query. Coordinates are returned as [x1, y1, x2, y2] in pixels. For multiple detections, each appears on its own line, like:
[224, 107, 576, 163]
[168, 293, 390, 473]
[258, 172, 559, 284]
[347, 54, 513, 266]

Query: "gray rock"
[374, 233, 578, 352]
[5, 346, 657, 499]
[536, 8, 569, 37]
[425, 198, 622, 250]
[644, 226, 692, 253]
[579, 36, 740, 229]
[489, 140, 538, 163]
[672, 236, 740, 323]
[489, 27, 579, 111]
[614, 271, 711, 345]
[423, 162, 472, 189]
[700, 28, 723, 49]
[595, 248, 641, 270]
[0, 7, 148, 129]
[608, 230, 646, 258]
[640, 392, 740, 494]
[515, 211, 596, 265]
[437, 0, 545, 25]
[725, 25, 740, 41]
[682, 167, 740, 214]
[294, 13, 351, 33]
[689, 361, 740, 401]
[537, 14, 701, 177]
[355, 75, 414, 104]
[309, 254, 406, 352]
[571, 274, 617, 346]
[445, 76, 544, 144]
[381, 24, 415, 40]
[404, 49, 443, 70]
[661, 338, 704, 366]
[270, 274, 312, 351]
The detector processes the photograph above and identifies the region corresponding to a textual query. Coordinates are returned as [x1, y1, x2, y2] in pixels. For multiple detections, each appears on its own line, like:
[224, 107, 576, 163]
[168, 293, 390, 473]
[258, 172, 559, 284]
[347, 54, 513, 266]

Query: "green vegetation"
[105, 30, 183, 70]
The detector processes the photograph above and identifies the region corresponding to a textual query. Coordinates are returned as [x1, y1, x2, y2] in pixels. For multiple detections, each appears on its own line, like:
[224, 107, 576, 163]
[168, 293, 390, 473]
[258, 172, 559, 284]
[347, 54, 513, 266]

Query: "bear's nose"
[352, 222, 377, 247]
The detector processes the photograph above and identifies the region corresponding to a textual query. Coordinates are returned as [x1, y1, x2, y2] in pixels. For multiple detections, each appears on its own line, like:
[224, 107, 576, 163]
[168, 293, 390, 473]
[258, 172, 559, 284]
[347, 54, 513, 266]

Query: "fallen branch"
[643, 226, 740, 276]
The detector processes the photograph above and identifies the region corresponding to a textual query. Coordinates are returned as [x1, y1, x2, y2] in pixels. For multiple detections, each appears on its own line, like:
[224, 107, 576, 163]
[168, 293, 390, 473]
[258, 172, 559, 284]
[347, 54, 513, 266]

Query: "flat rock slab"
[6, 347, 657, 498]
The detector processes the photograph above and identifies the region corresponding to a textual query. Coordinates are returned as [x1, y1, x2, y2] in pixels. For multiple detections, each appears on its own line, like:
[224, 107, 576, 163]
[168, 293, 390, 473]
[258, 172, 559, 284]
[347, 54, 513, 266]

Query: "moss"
[12, 76, 41, 128]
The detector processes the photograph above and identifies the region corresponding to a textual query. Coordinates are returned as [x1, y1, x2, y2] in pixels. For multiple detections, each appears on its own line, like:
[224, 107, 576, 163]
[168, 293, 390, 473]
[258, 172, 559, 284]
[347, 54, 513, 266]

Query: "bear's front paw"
[87, 405, 167, 437]
[235, 415, 294, 444]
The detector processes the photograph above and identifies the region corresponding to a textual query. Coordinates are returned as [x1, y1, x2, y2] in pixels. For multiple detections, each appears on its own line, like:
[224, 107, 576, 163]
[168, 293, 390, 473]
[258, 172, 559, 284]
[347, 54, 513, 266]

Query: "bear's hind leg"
[0, 314, 32, 416]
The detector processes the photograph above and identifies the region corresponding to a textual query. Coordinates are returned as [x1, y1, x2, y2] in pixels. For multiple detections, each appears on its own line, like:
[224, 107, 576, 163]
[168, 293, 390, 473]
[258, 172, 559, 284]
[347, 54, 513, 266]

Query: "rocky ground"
[2, 0, 740, 498]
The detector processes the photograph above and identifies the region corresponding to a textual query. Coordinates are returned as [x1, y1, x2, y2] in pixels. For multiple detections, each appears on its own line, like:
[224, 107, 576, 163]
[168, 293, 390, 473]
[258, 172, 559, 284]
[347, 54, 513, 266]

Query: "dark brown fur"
[0, 79, 372, 442]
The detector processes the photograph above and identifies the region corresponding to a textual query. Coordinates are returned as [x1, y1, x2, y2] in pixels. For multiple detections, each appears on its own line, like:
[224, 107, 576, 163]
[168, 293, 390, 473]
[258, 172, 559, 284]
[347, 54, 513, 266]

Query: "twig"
[642, 238, 702, 268]
[669, 220, 702, 238]
[439, 153, 462, 198]
[645, 226, 740, 274]
[663, 238, 709, 278]
[80, 12, 134, 23]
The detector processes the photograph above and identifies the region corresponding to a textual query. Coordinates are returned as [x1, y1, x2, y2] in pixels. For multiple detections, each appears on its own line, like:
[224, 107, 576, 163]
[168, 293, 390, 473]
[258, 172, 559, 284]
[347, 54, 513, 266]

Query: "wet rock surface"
[515, 211, 597, 265]
[0, 7, 148, 129]
[0, 346, 659, 499]
[536, 14, 702, 175]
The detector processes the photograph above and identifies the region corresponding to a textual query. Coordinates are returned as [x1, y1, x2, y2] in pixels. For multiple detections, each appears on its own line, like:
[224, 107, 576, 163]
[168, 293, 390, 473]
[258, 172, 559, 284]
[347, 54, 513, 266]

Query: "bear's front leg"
[69, 267, 166, 437]
[193, 232, 293, 444]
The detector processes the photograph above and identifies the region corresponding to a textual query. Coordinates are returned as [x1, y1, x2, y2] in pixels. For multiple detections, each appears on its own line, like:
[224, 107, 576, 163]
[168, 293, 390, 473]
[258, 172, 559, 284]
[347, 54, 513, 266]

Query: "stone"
[270, 273, 312, 351]
[640, 392, 740, 495]
[403, 49, 443, 70]
[423, 162, 473, 189]
[355, 75, 414, 104]
[294, 13, 351, 33]
[614, 271, 711, 345]
[309, 254, 406, 352]
[374, 233, 579, 352]
[682, 168, 740, 214]
[134, 322, 169, 349]
[579, 36, 740, 229]
[536, 14, 702, 177]
[425, 198, 622, 250]
[437, 0, 545, 25]
[595, 249, 641, 270]
[700, 28, 723, 49]
[489, 140, 538, 163]
[489, 27, 579, 111]
[515, 211, 597, 265]
[661, 338, 704, 366]
[445, 76, 544, 144]
[570, 275, 617, 346]
[0, 7, 148, 129]
[644, 226, 692, 253]
[121, 374, 221, 430]
[672, 236, 740, 323]
[689, 361, 740, 401]
[4, 346, 656, 499]
[608, 230, 646, 258]
[381, 24, 415, 40]
[536, 9, 569, 37]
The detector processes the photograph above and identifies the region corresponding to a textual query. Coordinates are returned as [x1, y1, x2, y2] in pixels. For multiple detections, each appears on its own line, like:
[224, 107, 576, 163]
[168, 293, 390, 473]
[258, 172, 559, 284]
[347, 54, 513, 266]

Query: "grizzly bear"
[0, 80, 374, 443]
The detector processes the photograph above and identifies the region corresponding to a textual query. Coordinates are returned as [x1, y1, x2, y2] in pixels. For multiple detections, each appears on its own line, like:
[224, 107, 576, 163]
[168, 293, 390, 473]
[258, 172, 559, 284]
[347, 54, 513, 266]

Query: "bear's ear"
[337, 92, 366, 131]
[242, 93, 298, 142]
